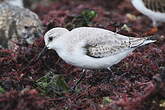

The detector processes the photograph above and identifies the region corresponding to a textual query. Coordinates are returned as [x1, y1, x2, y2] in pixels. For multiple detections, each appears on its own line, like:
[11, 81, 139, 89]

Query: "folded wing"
[81, 29, 147, 58]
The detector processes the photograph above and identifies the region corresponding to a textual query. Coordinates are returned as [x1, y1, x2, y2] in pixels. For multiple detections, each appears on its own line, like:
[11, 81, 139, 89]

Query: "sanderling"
[0, 2, 43, 49]
[131, 0, 165, 27]
[43, 27, 156, 69]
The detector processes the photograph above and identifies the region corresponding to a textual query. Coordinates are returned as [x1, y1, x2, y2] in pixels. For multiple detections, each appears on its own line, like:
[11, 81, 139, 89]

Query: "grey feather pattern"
[143, 0, 165, 13]
[85, 35, 146, 58]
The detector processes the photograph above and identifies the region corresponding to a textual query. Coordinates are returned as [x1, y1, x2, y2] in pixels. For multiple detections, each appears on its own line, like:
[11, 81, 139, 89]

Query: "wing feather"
[70, 27, 146, 58]
[76, 28, 146, 58]
[143, 0, 165, 13]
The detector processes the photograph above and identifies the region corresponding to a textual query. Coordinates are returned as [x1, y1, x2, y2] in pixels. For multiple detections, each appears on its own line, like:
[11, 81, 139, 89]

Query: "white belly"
[58, 48, 134, 69]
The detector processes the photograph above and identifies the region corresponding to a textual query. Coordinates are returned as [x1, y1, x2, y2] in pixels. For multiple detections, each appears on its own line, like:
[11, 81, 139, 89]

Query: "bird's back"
[62, 27, 144, 48]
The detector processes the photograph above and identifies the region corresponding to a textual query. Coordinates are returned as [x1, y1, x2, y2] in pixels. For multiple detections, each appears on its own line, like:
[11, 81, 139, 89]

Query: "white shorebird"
[44, 27, 156, 69]
[131, 0, 165, 27]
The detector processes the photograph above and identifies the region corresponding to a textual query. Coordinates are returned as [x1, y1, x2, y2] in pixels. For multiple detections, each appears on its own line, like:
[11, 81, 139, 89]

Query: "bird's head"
[34, 27, 69, 62]
[44, 27, 69, 49]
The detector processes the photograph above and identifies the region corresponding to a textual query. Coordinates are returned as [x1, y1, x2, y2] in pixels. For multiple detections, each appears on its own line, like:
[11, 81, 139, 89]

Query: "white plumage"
[44, 27, 156, 69]
[131, 0, 165, 26]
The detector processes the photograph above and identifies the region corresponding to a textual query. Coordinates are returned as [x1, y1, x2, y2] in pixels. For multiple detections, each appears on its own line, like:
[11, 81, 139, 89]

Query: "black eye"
[48, 37, 53, 42]
[24, 26, 29, 29]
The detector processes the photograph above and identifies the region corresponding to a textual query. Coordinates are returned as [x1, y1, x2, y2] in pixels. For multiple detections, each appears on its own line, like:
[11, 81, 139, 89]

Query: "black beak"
[35, 46, 48, 61]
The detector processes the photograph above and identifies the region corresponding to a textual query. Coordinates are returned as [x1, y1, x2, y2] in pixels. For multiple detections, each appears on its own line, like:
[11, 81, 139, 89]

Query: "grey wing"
[71, 27, 146, 58]
[143, 0, 165, 13]
[84, 34, 146, 58]
[85, 44, 128, 58]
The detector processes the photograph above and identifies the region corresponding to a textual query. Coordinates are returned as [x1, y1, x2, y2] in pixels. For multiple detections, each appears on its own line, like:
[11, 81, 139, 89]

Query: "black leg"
[107, 67, 115, 76]
[106, 67, 116, 82]
[71, 69, 86, 90]
[107, 67, 128, 81]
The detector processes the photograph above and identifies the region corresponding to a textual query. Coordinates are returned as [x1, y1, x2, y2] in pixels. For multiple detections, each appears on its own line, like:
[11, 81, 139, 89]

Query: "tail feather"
[130, 35, 157, 48]
[142, 35, 157, 45]
[142, 39, 156, 46]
